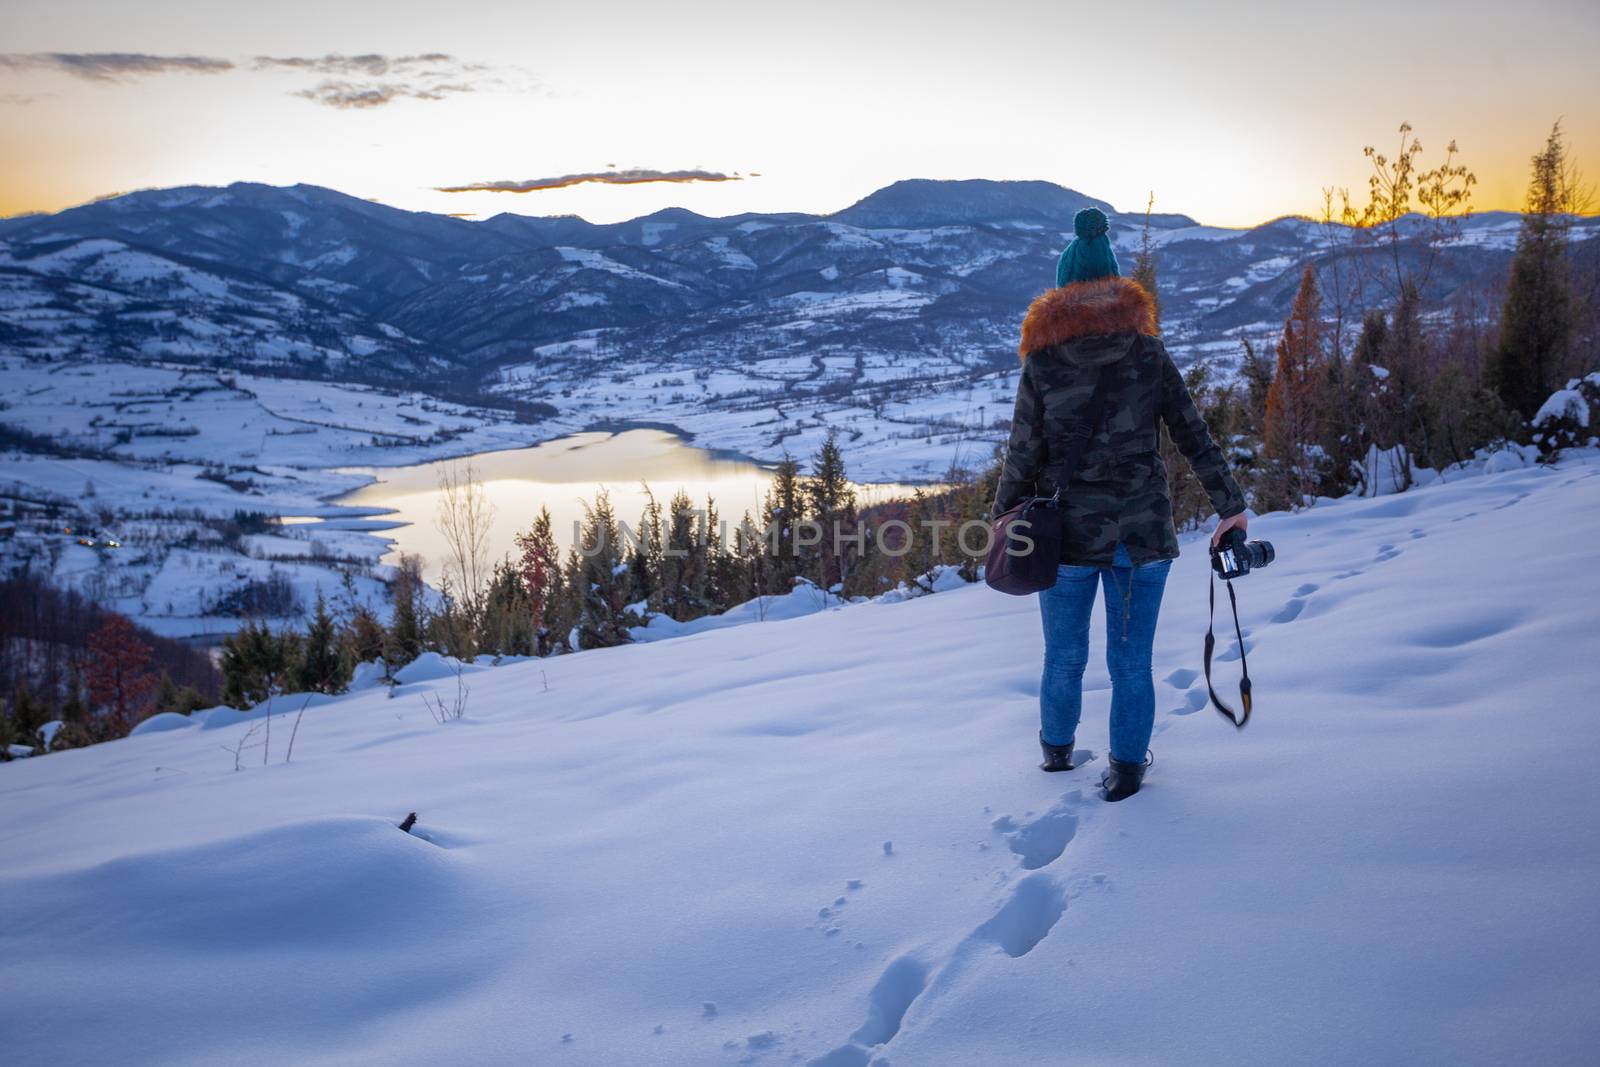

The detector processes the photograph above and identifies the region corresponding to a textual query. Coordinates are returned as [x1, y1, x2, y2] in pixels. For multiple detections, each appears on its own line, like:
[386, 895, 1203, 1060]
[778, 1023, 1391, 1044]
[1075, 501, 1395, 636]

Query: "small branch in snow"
[399, 812, 418, 834]
[284, 695, 313, 764]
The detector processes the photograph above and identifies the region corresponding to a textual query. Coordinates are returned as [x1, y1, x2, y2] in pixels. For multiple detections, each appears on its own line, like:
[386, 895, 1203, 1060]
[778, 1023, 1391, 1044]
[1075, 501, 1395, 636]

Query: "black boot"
[1039, 733, 1075, 772]
[1100, 757, 1147, 802]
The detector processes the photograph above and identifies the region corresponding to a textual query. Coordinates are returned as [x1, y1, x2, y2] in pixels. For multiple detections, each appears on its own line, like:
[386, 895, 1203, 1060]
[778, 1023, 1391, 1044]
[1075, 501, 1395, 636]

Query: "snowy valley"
[4, 178, 1595, 639]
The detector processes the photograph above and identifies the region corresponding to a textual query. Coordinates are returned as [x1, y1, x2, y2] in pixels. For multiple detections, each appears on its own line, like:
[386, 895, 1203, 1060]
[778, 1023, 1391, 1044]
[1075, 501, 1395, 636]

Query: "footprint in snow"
[1163, 667, 1199, 689]
[994, 791, 1083, 871]
[1217, 636, 1253, 663]
[1271, 598, 1307, 624]
[808, 955, 930, 1066]
[1169, 687, 1207, 716]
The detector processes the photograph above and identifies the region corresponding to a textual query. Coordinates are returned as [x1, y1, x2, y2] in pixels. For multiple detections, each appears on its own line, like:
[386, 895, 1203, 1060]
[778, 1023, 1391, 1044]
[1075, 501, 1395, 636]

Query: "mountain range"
[5, 178, 1584, 392]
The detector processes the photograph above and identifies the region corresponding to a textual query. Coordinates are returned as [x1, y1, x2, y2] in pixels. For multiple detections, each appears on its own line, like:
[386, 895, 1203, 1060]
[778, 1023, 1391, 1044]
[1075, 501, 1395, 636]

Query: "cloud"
[0, 49, 516, 110]
[436, 169, 746, 193]
[0, 52, 234, 82]
[255, 53, 498, 108]
[293, 79, 475, 109]
[253, 53, 460, 77]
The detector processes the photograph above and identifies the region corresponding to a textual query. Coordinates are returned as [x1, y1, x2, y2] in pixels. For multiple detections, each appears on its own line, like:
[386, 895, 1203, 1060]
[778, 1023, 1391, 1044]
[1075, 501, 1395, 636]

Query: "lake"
[333, 429, 928, 584]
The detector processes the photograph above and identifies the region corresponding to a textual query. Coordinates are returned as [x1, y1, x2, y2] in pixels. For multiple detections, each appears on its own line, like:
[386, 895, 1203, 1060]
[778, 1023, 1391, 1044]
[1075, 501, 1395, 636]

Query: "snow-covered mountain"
[3, 448, 1597, 1065]
[4, 179, 1584, 383]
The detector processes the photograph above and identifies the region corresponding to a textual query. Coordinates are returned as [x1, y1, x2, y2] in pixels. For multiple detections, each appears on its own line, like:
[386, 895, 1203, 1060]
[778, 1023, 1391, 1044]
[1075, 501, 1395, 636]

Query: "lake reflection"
[335, 430, 925, 583]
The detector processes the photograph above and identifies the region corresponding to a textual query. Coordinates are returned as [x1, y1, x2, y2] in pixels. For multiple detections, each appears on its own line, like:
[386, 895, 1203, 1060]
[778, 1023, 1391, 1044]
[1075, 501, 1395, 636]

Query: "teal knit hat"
[1055, 207, 1120, 287]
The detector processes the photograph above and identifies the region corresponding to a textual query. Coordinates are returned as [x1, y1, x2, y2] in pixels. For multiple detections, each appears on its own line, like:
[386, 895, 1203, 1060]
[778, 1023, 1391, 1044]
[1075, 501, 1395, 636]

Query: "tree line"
[0, 570, 221, 757]
[1156, 121, 1595, 520]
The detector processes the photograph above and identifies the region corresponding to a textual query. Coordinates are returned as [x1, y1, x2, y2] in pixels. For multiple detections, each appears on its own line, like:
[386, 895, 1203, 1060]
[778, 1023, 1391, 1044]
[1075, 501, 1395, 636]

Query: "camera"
[1211, 527, 1274, 579]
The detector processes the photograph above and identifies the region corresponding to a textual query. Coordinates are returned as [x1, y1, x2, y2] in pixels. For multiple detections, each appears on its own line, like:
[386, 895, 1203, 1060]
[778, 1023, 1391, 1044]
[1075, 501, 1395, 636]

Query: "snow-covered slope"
[3, 455, 1599, 1066]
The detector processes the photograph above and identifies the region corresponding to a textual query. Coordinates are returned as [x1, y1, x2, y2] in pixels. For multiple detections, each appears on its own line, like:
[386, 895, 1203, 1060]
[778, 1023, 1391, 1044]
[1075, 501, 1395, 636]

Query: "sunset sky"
[2, 0, 1597, 227]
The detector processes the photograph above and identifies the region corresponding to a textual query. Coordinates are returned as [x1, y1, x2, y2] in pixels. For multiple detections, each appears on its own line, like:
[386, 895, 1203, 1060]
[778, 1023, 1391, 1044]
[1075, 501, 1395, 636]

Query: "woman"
[993, 207, 1249, 802]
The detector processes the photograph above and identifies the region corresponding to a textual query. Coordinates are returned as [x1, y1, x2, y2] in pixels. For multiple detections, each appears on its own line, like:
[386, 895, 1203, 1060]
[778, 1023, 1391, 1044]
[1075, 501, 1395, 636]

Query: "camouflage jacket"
[992, 276, 1246, 567]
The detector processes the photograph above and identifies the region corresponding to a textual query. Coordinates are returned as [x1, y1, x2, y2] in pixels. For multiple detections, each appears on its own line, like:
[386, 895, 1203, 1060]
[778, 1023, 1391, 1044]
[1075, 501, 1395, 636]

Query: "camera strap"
[1204, 571, 1252, 729]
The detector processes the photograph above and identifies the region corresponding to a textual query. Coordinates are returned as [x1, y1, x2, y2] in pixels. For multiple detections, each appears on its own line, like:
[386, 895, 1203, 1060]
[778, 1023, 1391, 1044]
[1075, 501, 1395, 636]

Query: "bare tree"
[435, 460, 496, 623]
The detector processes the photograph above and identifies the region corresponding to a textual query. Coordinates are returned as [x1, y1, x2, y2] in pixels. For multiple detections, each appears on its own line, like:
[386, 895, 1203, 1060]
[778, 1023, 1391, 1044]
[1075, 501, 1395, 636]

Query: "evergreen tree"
[514, 506, 563, 656]
[550, 546, 584, 652]
[1262, 266, 1327, 508]
[805, 431, 857, 591]
[903, 489, 935, 590]
[1488, 122, 1575, 421]
[154, 671, 181, 713]
[571, 491, 632, 648]
[219, 619, 295, 708]
[629, 490, 664, 610]
[761, 455, 804, 593]
[344, 604, 388, 669]
[1378, 280, 1428, 489]
[1239, 338, 1275, 438]
[59, 672, 88, 724]
[296, 593, 347, 694]
[9, 685, 46, 745]
[1131, 192, 1162, 324]
[476, 559, 531, 657]
[1161, 360, 1221, 528]
[386, 555, 424, 667]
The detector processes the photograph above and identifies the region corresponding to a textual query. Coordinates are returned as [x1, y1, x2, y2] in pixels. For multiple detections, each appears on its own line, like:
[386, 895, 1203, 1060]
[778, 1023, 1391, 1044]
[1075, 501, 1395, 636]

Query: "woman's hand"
[1211, 511, 1248, 549]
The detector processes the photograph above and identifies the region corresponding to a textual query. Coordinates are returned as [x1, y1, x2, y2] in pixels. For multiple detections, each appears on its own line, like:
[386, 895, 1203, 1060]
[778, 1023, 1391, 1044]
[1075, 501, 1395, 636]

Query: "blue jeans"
[1038, 543, 1172, 764]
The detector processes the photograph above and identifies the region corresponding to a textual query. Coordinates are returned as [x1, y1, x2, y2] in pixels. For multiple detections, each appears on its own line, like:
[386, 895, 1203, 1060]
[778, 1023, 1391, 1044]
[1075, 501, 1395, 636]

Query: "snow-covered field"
[4, 449, 1598, 1065]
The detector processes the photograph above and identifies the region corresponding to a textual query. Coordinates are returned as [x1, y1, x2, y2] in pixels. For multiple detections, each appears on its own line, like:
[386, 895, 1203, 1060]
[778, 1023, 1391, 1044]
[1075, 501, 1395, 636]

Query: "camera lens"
[1245, 540, 1275, 569]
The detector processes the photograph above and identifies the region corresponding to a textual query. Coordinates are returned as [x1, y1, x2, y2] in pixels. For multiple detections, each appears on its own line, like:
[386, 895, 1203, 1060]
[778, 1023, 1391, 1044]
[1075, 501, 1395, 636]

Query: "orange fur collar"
[1018, 276, 1157, 357]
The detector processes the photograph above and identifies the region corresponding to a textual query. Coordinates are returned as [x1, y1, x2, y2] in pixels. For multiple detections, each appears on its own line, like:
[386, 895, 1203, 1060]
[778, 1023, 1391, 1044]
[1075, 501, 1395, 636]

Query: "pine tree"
[219, 619, 296, 708]
[296, 593, 346, 694]
[1161, 360, 1221, 528]
[154, 671, 181, 713]
[1262, 266, 1327, 508]
[628, 490, 664, 611]
[386, 555, 424, 667]
[761, 455, 803, 593]
[903, 489, 935, 590]
[1239, 338, 1275, 438]
[1131, 192, 1162, 324]
[344, 604, 388, 669]
[571, 490, 632, 648]
[86, 613, 159, 735]
[805, 431, 857, 591]
[59, 672, 88, 724]
[9, 685, 46, 745]
[1488, 122, 1575, 421]
[551, 546, 584, 652]
[514, 506, 563, 656]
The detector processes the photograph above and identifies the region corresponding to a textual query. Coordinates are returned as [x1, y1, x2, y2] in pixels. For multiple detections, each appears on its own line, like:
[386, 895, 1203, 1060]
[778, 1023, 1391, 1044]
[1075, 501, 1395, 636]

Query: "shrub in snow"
[1531, 373, 1600, 459]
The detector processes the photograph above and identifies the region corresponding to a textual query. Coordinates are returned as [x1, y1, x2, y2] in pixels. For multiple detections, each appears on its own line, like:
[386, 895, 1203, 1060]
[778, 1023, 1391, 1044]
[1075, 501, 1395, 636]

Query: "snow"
[1533, 387, 1590, 428]
[128, 712, 197, 736]
[3, 453, 1599, 1064]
